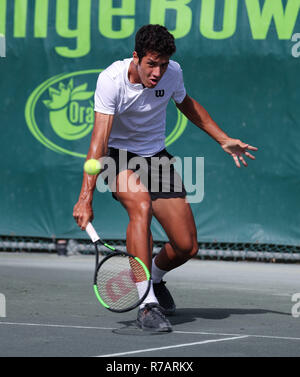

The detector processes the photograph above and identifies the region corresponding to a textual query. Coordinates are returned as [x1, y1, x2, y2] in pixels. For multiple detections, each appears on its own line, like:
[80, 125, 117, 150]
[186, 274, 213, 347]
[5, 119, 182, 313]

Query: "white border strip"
[96, 336, 249, 357]
[0, 321, 115, 331]
[175, 330, 300, 341]
[1, 321, 300, 342]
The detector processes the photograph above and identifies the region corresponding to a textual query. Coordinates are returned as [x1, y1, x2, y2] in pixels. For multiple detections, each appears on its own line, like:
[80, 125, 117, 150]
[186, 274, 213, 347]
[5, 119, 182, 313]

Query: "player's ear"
[133, 51, 140, 66]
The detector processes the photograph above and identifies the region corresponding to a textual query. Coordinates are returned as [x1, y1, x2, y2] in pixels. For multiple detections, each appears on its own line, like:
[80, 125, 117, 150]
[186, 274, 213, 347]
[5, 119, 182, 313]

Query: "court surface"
[0, 252, 299, 357]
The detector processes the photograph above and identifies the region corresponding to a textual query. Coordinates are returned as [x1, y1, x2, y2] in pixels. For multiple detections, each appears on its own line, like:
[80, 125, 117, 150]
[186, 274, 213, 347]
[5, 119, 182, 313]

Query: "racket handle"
[86, 222, 100, 243]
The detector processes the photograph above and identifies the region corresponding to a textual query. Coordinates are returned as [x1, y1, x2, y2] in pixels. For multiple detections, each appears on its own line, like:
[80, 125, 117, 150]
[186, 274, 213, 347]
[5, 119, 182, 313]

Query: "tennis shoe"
[137, 303, 172, 332]
[153, 280, 176, 316]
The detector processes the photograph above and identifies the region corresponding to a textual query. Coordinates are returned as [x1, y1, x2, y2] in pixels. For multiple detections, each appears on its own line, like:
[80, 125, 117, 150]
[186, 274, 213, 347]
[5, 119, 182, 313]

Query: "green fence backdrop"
[0, 0, 300, 245]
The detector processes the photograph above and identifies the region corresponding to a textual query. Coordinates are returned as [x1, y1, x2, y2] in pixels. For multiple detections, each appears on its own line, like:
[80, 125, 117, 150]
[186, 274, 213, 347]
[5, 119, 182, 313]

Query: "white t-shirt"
[94, 58, 186, 156]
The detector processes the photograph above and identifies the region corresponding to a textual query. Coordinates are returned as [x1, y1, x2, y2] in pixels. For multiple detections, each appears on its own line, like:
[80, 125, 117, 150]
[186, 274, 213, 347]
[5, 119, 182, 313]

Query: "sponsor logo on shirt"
[155, 90, 165, 98]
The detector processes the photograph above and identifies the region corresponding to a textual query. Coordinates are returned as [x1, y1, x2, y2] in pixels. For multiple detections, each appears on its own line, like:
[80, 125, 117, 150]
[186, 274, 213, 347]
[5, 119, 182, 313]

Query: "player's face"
[133, 51, 170, 88]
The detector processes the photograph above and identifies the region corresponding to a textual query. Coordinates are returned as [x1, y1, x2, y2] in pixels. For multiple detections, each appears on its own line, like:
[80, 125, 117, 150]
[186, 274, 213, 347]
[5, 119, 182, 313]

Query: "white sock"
[137, 280, 158, 309]
[151, 256, 168, 283]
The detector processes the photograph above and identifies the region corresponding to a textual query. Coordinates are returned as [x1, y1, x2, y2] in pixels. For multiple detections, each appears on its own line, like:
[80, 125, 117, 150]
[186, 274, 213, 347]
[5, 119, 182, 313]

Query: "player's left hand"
[221, 139, 258, 168]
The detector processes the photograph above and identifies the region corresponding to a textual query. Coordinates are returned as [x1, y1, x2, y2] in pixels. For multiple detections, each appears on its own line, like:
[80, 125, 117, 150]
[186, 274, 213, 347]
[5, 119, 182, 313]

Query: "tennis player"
[73, 24, 258, 332]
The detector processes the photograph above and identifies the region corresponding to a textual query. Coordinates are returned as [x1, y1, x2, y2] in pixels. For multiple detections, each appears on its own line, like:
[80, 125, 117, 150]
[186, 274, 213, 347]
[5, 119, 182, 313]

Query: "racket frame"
[87, 223, 151, 313]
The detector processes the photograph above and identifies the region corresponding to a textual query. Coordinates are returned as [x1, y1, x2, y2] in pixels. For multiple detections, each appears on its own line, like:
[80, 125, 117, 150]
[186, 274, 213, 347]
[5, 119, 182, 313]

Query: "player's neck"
[128, 61, 143, 85]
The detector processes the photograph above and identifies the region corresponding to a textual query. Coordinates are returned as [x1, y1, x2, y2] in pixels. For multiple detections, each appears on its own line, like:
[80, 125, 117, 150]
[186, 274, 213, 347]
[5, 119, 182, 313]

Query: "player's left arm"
[176, 94, 258, 167]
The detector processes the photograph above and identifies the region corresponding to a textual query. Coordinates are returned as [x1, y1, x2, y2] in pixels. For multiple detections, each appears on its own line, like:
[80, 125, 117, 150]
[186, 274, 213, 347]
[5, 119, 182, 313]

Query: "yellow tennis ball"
[84, 159, 101, 175]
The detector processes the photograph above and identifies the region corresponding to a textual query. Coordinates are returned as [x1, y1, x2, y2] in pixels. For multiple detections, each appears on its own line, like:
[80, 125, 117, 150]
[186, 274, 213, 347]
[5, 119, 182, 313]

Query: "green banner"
[1, 0, 300, 245]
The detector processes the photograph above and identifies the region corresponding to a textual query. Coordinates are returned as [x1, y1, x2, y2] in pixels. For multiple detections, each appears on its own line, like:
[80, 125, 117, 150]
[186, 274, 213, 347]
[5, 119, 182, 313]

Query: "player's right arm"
[73, 112, 114, 230]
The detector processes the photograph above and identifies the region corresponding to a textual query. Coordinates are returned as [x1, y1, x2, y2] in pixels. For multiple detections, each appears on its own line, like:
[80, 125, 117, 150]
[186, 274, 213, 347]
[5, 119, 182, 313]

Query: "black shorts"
[100, 148, 187, 201]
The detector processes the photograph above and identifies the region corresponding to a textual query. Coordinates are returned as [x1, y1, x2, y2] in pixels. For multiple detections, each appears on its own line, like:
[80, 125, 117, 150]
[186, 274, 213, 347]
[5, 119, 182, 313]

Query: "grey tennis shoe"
[137, 303, 172, 332]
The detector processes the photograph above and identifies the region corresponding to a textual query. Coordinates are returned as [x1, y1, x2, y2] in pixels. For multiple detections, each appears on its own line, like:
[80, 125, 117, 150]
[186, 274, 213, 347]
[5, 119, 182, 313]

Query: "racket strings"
[96, 255, 149, 311]
[129, 257, 148, 283]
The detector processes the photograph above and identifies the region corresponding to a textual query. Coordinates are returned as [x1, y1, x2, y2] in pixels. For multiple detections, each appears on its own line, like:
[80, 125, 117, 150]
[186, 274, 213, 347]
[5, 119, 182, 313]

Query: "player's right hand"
[73, 200, 94, 230]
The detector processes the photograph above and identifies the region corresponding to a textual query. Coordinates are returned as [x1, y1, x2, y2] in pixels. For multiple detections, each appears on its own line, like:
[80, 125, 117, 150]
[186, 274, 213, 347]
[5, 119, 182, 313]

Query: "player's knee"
[174, 238, 198, 259]
[190, 241, 199, 258]
[138, 199, 152, 216]
[129, 197, 152, 221]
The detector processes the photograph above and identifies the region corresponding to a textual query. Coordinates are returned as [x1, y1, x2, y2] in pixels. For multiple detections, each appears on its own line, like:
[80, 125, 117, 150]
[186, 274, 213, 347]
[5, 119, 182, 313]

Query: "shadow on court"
[169, 307, 290, 324]
[114, 307, 289, 334]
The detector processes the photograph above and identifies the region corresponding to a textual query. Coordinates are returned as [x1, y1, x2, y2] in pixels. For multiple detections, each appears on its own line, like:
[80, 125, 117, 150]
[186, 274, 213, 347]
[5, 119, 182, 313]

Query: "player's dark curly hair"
[135, 24, 176, 61]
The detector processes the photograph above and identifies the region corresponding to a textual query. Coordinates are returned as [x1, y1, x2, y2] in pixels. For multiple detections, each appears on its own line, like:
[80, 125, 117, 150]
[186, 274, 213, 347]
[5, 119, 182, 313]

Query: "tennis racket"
[86, 222, 151, 313]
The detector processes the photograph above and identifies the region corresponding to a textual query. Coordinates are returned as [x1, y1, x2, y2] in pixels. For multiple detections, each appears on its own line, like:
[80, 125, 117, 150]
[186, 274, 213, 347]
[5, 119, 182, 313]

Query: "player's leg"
[152, 197, 198, 271]
[114, 170, 172, 331]
[114, 169, 153, 271]
[151, 197, 198, 314]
